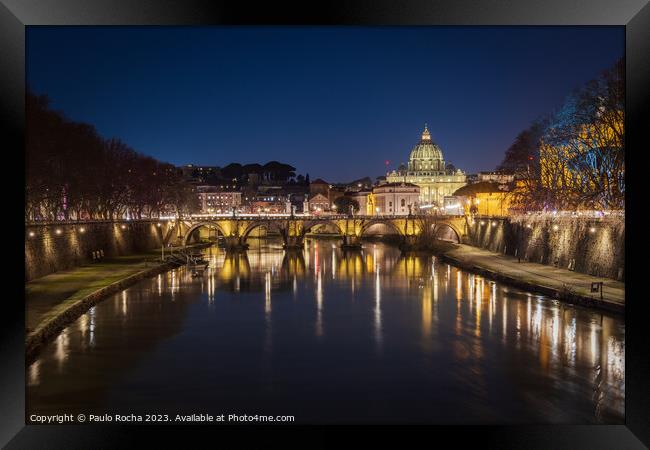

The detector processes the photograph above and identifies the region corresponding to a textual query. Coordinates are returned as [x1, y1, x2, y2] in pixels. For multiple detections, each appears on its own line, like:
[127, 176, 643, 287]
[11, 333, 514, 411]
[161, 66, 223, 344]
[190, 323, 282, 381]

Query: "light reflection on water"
[27, 240, 624, 424]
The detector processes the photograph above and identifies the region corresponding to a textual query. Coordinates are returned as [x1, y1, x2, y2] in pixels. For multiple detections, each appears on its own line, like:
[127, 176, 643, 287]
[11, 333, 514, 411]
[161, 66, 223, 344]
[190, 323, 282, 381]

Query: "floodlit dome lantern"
[407, 124, 445, 174]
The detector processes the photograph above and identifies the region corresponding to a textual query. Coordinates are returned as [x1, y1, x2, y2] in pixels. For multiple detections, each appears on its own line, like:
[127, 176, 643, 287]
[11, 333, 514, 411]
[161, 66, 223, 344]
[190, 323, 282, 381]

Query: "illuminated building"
[196, 185, 242, 213]
[372, 182, 420, 215]
[454, 181, 513, 217]
[386, 125, 467, 207]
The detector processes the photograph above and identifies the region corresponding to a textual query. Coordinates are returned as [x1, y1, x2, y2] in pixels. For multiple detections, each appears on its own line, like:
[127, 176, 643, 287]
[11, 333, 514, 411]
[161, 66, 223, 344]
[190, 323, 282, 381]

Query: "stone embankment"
[439, 244, 624, 314]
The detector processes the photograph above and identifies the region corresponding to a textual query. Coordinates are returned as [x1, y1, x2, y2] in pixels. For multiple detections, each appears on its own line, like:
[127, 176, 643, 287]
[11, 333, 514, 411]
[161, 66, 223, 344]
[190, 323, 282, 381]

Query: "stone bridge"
[164, 215, 469, 250]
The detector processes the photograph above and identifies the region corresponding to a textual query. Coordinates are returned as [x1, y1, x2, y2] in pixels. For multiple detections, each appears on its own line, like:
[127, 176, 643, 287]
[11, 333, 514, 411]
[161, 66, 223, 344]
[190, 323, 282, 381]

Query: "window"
[389, 201, 392, 207]
[401, 199, 405, 207]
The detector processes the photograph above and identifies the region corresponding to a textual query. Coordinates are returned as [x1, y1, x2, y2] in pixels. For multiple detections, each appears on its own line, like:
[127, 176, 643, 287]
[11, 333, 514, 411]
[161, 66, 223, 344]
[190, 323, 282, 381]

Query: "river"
[27, 240, 625, 424]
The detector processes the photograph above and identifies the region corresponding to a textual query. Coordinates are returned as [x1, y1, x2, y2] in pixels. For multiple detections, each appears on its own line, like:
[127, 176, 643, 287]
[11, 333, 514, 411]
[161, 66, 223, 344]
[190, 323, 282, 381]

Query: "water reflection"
[27, 241, 625, 423]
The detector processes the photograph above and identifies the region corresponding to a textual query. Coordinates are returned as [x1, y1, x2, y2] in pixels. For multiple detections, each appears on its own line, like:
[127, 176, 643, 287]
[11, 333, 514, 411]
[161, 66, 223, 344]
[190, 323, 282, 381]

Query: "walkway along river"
[26, 240, 625, 424]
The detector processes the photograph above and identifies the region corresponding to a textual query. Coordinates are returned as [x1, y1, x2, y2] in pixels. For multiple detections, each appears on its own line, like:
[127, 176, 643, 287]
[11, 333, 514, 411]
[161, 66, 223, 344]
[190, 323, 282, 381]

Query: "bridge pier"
[283, 235, 304, 249]
[399, 235, 419, 251]
[341, 235, 362, 249]
[223, 236, 249, 251]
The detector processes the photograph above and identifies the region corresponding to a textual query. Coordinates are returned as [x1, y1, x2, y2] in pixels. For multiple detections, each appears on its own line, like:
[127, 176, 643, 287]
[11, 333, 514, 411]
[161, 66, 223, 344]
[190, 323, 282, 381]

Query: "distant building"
[386, 125, 467, 207]
[196, 185, 242, 214]
[250, 191, 289, 214]
[309, 178, 330, 197]
[350, 190, 375, 215]
[373, 182, 420, 215]
[478, 171, 515, 184]
[181, 164, 221, 184]
[307, 193, 330, 214]
[454, 181, 513, 217]
[465, 173, 479, 184]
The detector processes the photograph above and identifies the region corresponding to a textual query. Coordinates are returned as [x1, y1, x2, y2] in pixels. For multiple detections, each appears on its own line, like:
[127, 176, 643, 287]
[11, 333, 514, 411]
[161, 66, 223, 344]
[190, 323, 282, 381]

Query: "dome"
[407, 125, 445, 173]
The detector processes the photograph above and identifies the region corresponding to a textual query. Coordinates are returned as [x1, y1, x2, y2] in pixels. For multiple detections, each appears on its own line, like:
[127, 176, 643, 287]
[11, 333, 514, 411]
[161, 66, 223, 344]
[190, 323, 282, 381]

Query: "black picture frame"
[3, 1, 649, 448]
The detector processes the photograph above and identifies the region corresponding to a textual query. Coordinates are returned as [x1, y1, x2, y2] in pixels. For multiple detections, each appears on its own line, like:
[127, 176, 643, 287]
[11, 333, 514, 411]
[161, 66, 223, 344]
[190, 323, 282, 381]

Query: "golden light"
[552, 224, 559, 231]
[157, 223, 161, 227]
[480, 221, 485, 226]
[589, 227, 596, 233]
[28, 231, 35, 237]
[121, 224, 126, 229]
[79, 227, 86, 233]
[492, 221, 497, 226]
[55, 229, 62, 235]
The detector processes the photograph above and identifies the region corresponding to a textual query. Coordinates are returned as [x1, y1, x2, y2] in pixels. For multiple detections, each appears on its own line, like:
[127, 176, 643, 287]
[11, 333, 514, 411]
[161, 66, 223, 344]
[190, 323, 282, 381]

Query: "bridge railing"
[24, 218, 165, 227]
[25, 213, 469, 226]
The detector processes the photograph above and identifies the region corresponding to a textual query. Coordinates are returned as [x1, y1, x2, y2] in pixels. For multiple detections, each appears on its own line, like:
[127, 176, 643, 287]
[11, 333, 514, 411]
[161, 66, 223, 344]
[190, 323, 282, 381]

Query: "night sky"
[27, 26, 623, 182]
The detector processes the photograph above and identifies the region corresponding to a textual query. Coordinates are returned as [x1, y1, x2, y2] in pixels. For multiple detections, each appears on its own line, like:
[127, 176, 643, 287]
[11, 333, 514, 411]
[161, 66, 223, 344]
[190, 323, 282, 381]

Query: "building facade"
[307, 193, 330, 213]
[478, 171, 515, 184]
[350, 190, 375, 215]
[454, 181, 513, 217]
[386, 125, 466, 207]
[196, 186, 242, 214]
[373, 182, 420, 215]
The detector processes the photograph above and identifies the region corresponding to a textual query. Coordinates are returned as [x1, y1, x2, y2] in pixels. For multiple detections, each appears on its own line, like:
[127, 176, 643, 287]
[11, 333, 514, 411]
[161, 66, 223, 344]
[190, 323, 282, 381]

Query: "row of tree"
[26, 91, 198, 221]
[499, 58, 624, 210]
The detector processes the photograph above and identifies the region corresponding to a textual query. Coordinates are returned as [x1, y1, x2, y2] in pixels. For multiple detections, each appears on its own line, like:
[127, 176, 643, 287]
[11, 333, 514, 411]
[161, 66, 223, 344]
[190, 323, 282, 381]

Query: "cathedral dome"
[408, 125, 445, 172]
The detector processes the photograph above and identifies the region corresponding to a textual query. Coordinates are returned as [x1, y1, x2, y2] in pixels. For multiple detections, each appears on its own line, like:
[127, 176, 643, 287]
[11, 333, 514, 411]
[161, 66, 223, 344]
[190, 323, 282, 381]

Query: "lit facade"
[350, 191, 376, 215]
[373, 182, 420, 215]
[386, 125, 467, 207]
[197, 186, 242, 213]
[307, 193, 330, 213]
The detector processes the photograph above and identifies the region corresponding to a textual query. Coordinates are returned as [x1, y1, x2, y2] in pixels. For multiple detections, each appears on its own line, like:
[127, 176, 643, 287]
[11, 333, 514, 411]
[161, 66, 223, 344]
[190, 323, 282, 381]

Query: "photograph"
[21, 25, 629, 427]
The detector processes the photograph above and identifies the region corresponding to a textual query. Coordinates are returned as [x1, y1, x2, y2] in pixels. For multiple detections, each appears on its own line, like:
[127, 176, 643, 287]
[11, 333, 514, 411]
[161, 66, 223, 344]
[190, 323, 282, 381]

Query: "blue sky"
[27, 26, 623, 182]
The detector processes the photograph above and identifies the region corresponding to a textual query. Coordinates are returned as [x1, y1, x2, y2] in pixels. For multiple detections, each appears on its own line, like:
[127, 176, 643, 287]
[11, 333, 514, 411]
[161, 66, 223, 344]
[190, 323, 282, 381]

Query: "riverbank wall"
[25, 220, 176, 281]
[467, 215, 625, 281]
[438, 248, 624, 314]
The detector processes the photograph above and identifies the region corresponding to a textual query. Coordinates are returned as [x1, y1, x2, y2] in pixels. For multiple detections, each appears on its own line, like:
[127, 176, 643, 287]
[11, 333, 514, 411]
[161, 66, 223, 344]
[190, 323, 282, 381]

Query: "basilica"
[385, 125, 467, 207]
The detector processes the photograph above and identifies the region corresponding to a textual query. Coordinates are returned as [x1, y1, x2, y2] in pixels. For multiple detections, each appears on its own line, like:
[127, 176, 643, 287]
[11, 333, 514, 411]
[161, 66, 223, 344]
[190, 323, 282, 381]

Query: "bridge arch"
[432, 222, 461, 244]
[241, 220, 284, 241]
[302, 220, 344, 236]
[183, 221, 228, 246]
[360, 218, 404, 237]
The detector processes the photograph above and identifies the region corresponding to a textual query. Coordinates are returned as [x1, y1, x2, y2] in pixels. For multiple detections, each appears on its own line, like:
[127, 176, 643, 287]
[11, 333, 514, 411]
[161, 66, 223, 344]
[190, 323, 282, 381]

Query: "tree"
[498, 119, 546, 174]
[333, 196, 360, 215]
[507, 58, 624, 211]
[26, 90, 201, 221]
[262, 161, 296, 183]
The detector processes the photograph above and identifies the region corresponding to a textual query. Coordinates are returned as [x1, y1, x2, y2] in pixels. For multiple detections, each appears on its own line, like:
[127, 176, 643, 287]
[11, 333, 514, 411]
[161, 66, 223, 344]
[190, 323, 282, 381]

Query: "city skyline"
[27, 26, 623, 181]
